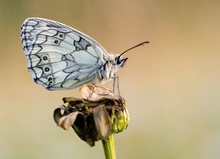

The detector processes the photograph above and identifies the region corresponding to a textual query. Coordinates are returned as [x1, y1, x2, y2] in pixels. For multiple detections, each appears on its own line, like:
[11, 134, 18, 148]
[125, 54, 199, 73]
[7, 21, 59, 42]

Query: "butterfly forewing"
[21, 17, 109, 90]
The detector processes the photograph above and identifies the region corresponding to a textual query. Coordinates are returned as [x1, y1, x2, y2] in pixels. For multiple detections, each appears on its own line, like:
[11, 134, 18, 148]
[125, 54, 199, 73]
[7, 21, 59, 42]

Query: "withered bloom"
[53, 84, 130, 147]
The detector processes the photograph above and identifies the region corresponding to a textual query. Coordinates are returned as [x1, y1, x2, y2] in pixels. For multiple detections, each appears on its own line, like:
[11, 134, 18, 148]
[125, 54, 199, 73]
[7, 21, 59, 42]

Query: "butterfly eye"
[115, 56, 127, 67]
[115, 57, 121, 65]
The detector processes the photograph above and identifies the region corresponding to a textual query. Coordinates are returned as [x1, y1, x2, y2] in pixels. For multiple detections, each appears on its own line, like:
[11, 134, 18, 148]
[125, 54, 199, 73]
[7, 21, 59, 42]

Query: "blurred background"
[1, 0, 220, 159]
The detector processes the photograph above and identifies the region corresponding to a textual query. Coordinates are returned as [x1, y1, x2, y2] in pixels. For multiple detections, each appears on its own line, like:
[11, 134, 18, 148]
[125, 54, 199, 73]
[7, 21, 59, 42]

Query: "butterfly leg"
[113, 75, 121, 96]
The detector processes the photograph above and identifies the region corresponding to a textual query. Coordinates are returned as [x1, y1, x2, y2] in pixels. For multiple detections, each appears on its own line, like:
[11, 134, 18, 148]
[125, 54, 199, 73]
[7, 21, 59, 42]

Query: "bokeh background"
[1, 0, 220, 159]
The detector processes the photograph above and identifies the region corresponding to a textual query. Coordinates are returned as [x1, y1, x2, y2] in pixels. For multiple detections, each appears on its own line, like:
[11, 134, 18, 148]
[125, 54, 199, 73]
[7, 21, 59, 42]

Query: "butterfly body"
[20, 18, 127, 90]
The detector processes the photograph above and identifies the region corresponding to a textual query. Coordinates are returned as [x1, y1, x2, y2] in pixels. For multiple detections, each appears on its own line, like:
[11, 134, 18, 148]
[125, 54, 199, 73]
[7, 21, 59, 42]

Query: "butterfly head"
[115, 55, 128, 68]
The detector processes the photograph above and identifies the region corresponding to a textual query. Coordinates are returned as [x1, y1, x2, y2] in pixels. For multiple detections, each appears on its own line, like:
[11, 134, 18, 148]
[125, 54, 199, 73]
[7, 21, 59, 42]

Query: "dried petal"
[58, 112, 80, 130]
[80, 84, 118, 101]
[93, 105, 111, 140]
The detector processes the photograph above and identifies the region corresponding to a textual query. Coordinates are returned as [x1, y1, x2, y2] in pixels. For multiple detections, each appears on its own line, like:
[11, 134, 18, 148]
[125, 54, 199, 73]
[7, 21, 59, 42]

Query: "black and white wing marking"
[20, 17, 109, 90]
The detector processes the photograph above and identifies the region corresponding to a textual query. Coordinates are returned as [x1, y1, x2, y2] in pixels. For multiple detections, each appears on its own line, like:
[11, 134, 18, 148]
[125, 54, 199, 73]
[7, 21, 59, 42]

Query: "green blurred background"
[1, 0, 220, 158]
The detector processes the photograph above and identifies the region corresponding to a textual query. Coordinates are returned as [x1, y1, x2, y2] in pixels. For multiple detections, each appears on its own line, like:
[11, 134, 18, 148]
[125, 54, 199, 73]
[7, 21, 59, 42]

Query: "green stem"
[102, 134, 116, 159]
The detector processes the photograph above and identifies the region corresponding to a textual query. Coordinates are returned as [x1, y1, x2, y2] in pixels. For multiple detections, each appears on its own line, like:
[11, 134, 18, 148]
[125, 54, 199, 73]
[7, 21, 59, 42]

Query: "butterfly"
[20, 17, 148, 91]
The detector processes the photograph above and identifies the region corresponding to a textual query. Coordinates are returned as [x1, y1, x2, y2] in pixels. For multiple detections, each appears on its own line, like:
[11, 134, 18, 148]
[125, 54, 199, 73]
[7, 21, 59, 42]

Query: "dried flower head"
[53, 84, 130, 146]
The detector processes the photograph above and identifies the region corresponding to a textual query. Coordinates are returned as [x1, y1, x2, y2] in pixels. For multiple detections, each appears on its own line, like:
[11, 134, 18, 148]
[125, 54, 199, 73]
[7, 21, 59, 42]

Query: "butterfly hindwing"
[21, 17, 108, 90]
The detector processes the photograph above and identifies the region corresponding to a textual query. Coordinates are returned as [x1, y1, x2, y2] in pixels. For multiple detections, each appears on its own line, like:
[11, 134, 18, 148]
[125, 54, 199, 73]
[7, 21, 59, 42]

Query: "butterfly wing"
[20, 17, 109, 90]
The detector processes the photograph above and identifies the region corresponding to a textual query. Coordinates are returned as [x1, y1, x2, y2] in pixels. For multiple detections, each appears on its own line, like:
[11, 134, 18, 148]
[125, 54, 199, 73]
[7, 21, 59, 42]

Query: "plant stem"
[102, 134, 116, 159]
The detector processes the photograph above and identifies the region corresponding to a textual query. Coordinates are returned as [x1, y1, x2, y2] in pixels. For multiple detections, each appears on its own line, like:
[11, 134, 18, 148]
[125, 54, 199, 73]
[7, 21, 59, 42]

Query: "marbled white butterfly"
[20, 17, 148, 91]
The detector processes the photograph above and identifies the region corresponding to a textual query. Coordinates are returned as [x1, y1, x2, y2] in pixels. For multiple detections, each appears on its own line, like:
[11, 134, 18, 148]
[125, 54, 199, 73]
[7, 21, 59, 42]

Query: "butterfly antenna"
[119, 41, 149, 56]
